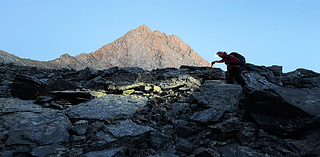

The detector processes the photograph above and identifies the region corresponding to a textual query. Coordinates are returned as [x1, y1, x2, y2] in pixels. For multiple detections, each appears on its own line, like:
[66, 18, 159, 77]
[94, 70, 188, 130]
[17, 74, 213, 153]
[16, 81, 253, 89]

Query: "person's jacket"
[216, 55, 240, 70]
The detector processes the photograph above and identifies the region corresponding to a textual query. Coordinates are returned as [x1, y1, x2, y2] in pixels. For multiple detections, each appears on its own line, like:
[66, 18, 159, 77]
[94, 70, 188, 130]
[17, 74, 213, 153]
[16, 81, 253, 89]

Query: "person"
[211, 51, 246, 87]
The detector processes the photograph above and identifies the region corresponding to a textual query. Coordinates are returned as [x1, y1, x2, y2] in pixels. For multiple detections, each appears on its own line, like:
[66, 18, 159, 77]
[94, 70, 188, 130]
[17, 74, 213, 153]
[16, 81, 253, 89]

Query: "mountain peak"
[135, 24, 152, 33]
[90, 25, 211, 70]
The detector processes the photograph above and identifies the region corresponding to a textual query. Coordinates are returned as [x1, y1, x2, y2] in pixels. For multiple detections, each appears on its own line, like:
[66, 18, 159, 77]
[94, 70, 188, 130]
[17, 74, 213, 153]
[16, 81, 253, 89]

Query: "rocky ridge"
[0, 25, 210, 71]
[0, 62, 320, 157]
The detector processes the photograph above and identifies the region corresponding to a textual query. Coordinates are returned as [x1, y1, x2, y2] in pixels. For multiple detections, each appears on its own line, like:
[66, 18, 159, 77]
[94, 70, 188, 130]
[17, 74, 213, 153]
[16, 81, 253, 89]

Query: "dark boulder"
[192, 80, 243, 112]
[3, 111, 71, 145]
[282, 68, 320, 88]
[244, 90, 319, 137]
[243, 63, 283, 85]
[276, 87, 320, 116]
[10, 74, 45, 99]
[39, 78, 79, 96]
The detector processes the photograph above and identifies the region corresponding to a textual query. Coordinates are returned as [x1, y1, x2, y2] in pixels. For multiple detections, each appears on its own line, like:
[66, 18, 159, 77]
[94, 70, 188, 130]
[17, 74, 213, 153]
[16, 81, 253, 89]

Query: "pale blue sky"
[1, 0, 319, 72]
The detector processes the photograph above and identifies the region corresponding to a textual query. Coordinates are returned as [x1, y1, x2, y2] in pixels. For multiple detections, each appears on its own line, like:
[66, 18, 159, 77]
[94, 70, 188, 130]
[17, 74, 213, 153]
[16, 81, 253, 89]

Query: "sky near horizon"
[1, 0, 319, 73]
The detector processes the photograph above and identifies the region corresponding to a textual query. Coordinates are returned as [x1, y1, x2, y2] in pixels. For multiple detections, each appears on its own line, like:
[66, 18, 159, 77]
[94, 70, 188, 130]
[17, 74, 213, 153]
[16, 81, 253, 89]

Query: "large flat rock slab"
[64, 94, 148, 120]
[3, 111, 71, 145]
[192, 80, 243, 112]
[0, 98, 57, 116]
[276, 87, 320, 116]
[244, 90, 317, 136]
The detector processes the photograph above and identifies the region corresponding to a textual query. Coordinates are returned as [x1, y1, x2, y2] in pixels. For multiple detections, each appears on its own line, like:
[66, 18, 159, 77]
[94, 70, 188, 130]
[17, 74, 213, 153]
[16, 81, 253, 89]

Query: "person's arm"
[211, 59, 225, 65]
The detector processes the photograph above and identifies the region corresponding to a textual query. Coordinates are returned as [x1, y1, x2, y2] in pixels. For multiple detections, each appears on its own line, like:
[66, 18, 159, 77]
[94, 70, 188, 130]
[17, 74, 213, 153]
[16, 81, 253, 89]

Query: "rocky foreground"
[0, 62, 320, 157]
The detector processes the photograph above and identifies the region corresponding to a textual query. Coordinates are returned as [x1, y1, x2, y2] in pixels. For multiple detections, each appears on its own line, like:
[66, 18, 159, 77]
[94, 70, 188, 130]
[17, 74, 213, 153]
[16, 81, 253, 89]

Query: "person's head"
[216, 51, 228, 58]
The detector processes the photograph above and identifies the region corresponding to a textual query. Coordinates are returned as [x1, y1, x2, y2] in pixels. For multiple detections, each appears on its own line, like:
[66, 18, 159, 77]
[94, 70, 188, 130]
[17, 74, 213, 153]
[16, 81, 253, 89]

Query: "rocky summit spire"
[90, 25, 211, 70]
[0, 25, 211, 70]
[135, 24, 152, 33]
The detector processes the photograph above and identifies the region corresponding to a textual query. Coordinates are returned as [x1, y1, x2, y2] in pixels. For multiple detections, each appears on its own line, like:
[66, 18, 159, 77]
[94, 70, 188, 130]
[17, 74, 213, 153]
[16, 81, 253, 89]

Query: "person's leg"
[226, 69, 234, 84]
[234, 67, 246, 87]
[225, 71, 229, 83]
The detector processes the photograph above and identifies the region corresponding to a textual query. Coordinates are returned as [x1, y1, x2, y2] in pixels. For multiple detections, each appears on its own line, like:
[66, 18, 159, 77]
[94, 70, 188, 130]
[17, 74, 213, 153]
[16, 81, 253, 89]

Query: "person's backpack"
[230, 52, 246, 67]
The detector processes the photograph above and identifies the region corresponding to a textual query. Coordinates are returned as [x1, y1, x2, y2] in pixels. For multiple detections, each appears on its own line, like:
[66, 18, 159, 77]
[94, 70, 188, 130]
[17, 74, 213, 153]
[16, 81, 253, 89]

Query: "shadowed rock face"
[0, 25, 211, 71]
[1, 62, 320, 157]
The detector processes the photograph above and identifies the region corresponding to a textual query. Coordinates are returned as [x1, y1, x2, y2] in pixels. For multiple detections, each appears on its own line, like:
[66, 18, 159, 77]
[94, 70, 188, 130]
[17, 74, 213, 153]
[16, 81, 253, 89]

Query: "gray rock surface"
[190, 108, 225, 123]
[72, 120, 89, 135]
[276, 87, 320, 116]
[192, 80, 243, 112]
[104, 119, 154, 138]
[83, 147, 125, 157]
[0, 98, 56, 115]
[3, 111, 71, 145]
[244, 90, 317, 136]
[30, 144, 68, 157]
[64, 94, 148, 120]
[0, 62, 319, 157]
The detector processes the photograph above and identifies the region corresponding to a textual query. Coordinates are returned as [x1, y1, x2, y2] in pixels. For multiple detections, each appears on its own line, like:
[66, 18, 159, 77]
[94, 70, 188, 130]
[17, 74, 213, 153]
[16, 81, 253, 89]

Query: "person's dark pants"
[226, 67, 246, 87]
